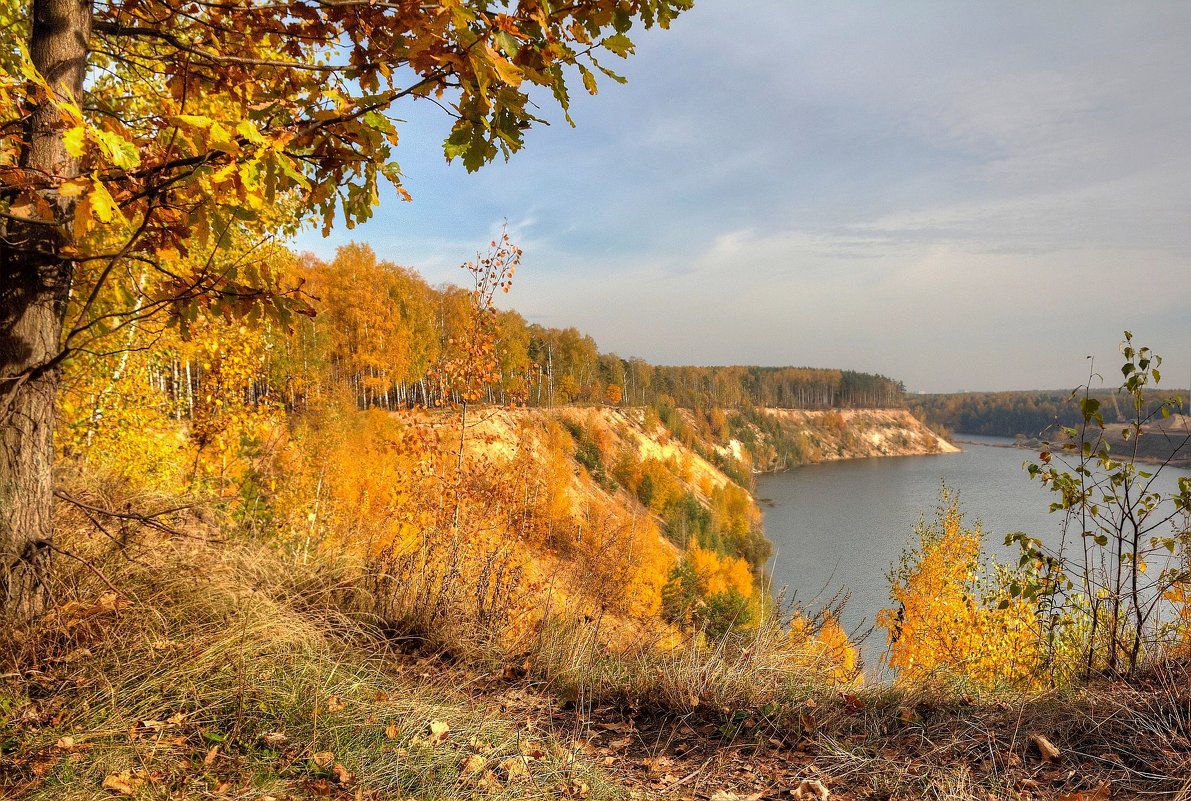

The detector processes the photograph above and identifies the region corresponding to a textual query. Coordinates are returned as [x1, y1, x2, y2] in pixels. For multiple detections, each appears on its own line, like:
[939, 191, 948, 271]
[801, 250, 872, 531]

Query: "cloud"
[296, 0, 1191, 392]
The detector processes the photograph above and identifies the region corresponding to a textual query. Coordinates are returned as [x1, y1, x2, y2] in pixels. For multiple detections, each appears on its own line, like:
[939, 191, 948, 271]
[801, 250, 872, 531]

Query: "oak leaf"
[102, 771, 143, 795]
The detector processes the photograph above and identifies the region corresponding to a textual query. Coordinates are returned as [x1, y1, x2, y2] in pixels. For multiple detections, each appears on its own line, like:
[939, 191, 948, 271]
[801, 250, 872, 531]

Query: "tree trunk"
[0, 0, 91, 621]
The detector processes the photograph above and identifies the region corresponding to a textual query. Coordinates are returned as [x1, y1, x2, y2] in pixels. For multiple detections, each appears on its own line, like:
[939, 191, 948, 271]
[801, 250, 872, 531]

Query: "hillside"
[7, 400, 1191, 801]
[4, 237, 1188, 801]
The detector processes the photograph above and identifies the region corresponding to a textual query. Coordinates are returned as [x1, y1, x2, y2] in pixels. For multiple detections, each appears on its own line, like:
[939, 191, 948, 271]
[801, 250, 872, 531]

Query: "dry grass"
[526, 610, 844, 716]
[7, 474, 1191, 800]
[801, 663, 1191, 799]
[0, 530, 621, 801]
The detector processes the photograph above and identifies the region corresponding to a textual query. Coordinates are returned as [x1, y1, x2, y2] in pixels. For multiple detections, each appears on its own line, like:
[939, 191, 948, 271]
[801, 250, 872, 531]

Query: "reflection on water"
[757, 435, 1191, 676]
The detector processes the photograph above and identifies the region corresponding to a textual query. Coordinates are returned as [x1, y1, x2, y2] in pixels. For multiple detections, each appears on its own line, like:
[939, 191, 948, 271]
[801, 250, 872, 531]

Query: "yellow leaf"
[428, 720, 450, 744]
[579, 64, 597, 95]
[487, 45, 522, 86]
[58, 177, 89, 197]
[89, 178, 119, 224]
[63, 126, 86, 157]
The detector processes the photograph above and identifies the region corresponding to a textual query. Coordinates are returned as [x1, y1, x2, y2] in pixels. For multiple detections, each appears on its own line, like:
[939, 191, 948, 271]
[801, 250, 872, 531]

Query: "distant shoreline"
[954, 434, 1191, 469]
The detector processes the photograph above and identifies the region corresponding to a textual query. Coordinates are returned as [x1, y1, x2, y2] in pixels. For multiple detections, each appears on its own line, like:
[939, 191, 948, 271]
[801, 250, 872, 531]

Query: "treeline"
[138, 243, 905, 417]
[910, 389, 1187, 438]
[640, 366, 904, 410]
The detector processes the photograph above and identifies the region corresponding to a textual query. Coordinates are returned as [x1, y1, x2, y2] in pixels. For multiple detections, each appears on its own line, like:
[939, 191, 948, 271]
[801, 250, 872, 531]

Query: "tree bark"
[1, 0, 91, 621]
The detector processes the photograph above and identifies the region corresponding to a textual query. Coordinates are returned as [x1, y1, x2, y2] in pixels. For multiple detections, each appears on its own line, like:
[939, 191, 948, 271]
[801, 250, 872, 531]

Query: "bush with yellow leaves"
[878, 490, 1043, 690]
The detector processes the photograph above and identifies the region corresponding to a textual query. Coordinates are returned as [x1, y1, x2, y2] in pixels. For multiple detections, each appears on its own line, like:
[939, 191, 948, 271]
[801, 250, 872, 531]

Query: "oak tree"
[0, 0, 690, 619]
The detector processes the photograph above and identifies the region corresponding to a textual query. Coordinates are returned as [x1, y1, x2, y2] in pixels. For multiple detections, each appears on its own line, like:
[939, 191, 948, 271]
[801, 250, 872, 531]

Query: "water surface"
[757, 436, 1191, 673]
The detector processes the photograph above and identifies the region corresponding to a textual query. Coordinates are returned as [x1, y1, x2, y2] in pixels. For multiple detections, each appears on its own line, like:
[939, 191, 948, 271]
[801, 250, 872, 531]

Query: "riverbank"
[736, 407, 959, 474]
[955, 415, 1191, 468]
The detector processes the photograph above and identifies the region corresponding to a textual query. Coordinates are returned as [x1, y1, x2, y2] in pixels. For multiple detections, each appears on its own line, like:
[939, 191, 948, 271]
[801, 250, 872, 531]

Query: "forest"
[107, 242, 905, 417]
[910, 389, 1188, 439]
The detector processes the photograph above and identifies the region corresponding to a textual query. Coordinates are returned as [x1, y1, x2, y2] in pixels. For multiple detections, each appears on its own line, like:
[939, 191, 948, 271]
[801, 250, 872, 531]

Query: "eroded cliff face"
[744, 408, 959, 471]
[402, 403, 949, 644]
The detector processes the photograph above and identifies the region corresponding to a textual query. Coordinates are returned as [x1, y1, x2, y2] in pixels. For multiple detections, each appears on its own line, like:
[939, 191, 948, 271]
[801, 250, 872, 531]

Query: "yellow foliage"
[877, 494, 1042, 690]
[788, 613, 860, 684]
[1165, 580, 1191, 658]
[688, 546, 753, 599]
[709, 484, 758, 540]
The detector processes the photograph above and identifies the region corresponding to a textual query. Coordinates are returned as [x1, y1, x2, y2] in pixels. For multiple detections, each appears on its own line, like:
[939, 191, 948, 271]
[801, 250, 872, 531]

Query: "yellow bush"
[789, 613, 860, 684]
[877, 494, 1042, 690]
[688, 546, 753, 599]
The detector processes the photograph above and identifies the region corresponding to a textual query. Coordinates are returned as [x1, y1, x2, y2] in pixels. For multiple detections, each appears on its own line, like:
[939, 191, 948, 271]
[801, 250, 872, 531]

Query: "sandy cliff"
[749, 408, 959, 471]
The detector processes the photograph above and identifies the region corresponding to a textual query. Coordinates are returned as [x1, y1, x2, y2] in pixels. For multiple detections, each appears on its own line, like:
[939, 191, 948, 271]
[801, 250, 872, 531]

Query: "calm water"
[757, 435, 1191, 673]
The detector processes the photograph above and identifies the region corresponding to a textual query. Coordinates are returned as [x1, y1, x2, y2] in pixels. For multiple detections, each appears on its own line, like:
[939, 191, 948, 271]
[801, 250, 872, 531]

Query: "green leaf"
[495, 30, 521, 56]
[602, 33, 634, 58]
[93, 129, 141, 169]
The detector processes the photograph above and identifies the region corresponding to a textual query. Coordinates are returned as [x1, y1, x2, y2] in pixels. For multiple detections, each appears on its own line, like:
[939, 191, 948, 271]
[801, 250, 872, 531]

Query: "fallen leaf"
[792, 778, 830, 801]
[102, 771, 143, 795]
[311, 750, 335, 768]
[461, 754, 488, 776]
[332, 762, 353, 784]
[384, 722, 399, 739]
[1030, 732, 1062, 763]
[499, 755, 530, 781]
[56, 736, 75, 750]
[203, 745, 219, 766]
[711, 791, 763, 801]
[428, 720, 450, 744]
[598, 720, 634, 733]
[261, 731, 288, 747]
[60, 647, 93, 663]
[1060, 782, 1111, 801]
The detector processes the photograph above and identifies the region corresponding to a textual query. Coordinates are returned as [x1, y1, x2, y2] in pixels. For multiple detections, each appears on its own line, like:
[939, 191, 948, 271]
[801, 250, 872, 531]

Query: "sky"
[295, 1, 1191, 393]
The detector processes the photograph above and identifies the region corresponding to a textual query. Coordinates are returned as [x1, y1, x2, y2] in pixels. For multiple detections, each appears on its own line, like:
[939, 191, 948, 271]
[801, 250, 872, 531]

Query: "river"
[757, 435, 1191, 676]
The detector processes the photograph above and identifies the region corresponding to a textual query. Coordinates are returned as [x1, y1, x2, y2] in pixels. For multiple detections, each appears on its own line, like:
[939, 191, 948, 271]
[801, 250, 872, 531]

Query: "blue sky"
[295, 2, 1191, 393]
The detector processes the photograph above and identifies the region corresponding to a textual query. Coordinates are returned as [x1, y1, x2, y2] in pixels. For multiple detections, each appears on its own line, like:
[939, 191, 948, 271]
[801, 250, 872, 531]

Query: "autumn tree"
[0, 0, 691, 619]
[878, 490, 1042, 690]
